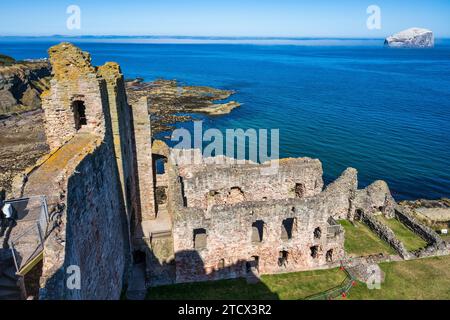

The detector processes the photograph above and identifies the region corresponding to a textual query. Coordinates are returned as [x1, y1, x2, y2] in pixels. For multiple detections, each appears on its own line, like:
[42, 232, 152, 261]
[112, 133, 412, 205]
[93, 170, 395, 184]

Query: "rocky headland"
[0, 59, 51, 116]
[126, 78, 240, 133]
[385, 28, 434, 48]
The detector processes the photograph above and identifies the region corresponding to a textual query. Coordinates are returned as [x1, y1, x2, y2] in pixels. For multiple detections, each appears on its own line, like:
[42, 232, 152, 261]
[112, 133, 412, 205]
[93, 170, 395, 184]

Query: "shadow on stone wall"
[146, 249, 280, 300]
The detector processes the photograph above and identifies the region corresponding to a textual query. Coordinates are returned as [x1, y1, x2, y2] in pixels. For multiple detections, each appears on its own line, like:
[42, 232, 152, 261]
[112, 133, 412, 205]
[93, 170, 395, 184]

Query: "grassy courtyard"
[349, 255, 450, 300]
[338, 220, 395, 256]
[376, 216, 428, 252]
[147, 255, 450, 300]
[147, 268, 347, 300]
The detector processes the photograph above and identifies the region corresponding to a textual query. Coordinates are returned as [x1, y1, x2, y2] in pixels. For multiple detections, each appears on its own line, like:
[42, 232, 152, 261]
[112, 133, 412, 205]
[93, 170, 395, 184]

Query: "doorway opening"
[72, 100, 87, 130]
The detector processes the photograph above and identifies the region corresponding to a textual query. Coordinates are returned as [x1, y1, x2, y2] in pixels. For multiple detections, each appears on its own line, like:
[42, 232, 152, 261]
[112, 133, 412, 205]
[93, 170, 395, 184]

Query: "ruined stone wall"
[132, 97, 156, 221]
[37, 43, 132, 299]
[354, 180, 396, 219]
[178, 158, 324, 210]
[323, 168, 358, 220]
[168, 161, 351, 284]
[39, 138, 129, 299]
[359, 210, 410, 259]
[41, 44, 106, 150]
[395, 207, 443, 246]
[98, 63, 140, 235]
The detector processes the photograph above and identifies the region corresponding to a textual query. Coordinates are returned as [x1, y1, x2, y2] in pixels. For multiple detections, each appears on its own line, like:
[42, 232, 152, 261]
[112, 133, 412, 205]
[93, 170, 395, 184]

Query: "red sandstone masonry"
[132, 97, 156, 220]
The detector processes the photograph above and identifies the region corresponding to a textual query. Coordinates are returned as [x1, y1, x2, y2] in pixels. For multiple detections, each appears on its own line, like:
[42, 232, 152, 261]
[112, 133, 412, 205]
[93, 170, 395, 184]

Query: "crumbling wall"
[132, 97, 156, 221]
[395, 207, 445, 248]
[323, 168, 358, 219]
[358, 210, 410, 259]
[98, 63, 140, 234]
[36, 43, 132, 299]
[168, 160, 350, 284]
[39, 139, 129, 300]
[178, 157, 324, 210]
[41, 43, 106, 150]
[354, 180, 396, 219]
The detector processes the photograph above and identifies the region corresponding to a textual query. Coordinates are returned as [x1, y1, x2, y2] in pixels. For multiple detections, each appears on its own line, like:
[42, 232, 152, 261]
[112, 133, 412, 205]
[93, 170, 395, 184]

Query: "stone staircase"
[0, 250, 22, 300]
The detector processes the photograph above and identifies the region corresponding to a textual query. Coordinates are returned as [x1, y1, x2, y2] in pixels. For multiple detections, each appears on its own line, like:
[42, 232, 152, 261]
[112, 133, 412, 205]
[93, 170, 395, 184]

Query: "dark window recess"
[310, 246, 319, 259]
[326, 249, 334, 263]
[251, 220, 264, 243]
[355, 209, 364, 221]
[314, 227, 322, 239]
[72, 100, 87, 130]
[294, 183, 305, 198]
[278, 250, 289, 267]
[281, 218, 295, 240]
[194, 228, 207, 249]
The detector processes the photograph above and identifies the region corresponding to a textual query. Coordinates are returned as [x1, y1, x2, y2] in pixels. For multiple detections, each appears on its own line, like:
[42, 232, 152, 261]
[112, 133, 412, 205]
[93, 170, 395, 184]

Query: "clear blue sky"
[1, 0, 449, 37]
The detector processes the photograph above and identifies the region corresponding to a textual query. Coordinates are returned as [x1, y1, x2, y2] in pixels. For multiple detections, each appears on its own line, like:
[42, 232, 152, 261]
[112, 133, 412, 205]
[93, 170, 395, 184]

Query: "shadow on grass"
[146, 249, 279, 300]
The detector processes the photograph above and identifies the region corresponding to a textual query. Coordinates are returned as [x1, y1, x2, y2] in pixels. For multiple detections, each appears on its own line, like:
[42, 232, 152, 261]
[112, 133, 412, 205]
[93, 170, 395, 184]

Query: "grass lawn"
[147, 255, 450, 300]
[338, 220, 395, 257]
[348, 255, 450, 300]
[377, 216, 428, 252]
[147, 268, 347, 300]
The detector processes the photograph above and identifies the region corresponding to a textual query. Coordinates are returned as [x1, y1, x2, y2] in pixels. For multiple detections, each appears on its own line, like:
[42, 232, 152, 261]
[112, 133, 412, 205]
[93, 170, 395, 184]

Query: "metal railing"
[3, 196, 49, 274]
[304, 262, 356, 300]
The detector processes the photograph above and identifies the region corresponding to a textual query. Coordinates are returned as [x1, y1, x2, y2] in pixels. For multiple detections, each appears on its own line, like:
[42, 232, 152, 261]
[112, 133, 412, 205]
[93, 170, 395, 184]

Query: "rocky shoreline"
[126, 78, 240, 134]
[0, 60, 51, 116]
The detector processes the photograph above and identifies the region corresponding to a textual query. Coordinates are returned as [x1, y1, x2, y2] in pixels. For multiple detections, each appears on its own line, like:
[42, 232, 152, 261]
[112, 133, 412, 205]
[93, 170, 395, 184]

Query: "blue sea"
[1, 37, 449, 201]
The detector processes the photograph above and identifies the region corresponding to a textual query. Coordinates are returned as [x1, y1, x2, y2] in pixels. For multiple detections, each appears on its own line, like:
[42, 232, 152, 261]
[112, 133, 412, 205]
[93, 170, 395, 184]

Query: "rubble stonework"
[177, 157, 324, 210]
[11, 43, 150, 299]
[97, 62, 140, 233]
[132, 97, 156, 221]
[354, 180, 397, 219]
[158, 153, 396, 284]
[41, 44, 107, 150]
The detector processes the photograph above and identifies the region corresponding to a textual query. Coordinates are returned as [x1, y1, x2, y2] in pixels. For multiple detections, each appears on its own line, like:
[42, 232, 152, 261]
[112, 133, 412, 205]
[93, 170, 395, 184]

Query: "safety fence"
[304, 262, 357, 300]
[3, 196, 49, 274]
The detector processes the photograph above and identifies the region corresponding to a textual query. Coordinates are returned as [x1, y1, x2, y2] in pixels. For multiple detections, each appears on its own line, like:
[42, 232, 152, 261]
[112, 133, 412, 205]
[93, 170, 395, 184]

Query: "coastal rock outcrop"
[0, 59, 51, 115]
[385, 28, 434, 48]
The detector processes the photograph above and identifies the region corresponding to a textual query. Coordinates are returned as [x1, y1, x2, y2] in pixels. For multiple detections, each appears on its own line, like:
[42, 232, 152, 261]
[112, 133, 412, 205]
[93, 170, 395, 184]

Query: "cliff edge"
[0, 59, 51, 116]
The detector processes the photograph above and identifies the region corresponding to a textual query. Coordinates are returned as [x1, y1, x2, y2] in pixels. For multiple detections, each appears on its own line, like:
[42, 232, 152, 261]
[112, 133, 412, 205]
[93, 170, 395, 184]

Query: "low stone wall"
[395, 207, 443, 246]
[360, 211, 410, 259]
[394, 206, 449, 258]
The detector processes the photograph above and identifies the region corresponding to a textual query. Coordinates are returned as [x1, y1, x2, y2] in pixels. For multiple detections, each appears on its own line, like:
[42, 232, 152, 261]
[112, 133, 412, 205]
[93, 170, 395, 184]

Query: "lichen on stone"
[48, 42, 96, 81]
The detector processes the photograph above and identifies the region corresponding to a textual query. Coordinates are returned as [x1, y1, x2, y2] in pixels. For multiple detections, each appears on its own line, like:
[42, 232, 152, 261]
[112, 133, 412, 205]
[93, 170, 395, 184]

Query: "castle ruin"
[6, 43, 443, 300]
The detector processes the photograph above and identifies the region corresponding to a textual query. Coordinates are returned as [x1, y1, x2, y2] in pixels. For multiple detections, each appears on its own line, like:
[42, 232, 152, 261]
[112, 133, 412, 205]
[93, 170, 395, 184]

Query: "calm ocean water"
[1, 38, 449, 200]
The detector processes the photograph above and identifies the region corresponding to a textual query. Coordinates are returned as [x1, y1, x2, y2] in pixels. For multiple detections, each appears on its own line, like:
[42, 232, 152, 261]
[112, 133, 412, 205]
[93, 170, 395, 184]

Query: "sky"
[1, 0, 449, 38]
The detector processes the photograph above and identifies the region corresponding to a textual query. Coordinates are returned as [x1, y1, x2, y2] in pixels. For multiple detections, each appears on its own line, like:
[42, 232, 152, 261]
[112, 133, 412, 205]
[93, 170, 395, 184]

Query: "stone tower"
[41, 42, 156, 233]
[42, 43, 108, 150]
